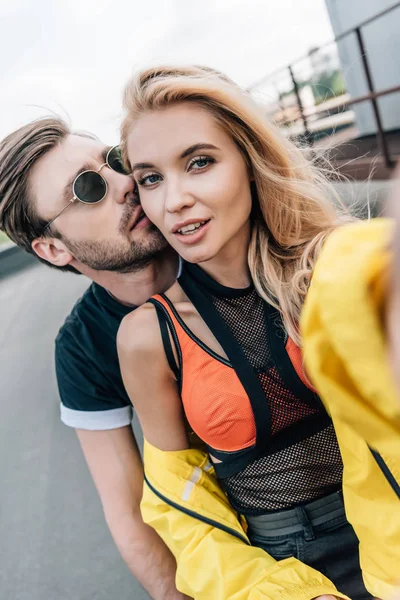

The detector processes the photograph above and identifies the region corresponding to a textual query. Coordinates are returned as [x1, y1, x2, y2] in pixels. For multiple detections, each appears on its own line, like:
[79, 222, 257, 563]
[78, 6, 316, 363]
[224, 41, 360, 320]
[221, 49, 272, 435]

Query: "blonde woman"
[117, 66, 399, 600]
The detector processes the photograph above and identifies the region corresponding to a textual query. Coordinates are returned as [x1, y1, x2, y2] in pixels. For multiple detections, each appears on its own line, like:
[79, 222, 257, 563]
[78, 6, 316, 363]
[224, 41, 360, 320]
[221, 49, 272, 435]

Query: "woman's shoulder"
[117, 280, 187, 355]
[117, 301, 161, 359]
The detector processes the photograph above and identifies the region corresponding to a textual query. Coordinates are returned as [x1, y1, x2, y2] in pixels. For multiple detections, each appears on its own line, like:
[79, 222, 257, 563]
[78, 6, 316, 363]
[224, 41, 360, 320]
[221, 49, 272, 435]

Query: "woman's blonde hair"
[121, 65, 352, 346]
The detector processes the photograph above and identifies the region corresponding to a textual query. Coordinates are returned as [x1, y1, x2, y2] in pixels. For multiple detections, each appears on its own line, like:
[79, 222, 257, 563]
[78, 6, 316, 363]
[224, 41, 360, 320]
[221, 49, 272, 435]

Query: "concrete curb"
[0, 241, 18, 257]
[0, 243, 37, 278]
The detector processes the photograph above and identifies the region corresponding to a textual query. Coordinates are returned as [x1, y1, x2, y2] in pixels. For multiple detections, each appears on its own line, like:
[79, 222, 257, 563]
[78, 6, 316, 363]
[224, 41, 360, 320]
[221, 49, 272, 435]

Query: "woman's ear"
[248, 167, 255, 182]
[31, 236, 73, 268]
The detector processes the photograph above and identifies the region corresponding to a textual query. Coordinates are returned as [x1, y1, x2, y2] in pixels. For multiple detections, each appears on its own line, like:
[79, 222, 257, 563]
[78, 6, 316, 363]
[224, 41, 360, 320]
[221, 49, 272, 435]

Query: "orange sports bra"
[148, 263, 343, 513]
[150, 293, 314, 454]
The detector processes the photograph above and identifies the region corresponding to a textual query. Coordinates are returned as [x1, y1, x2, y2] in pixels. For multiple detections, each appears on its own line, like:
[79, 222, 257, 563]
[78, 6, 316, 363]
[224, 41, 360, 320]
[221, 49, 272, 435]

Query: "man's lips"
[133, 213, 150, 231]
[128, 206, 147, 232]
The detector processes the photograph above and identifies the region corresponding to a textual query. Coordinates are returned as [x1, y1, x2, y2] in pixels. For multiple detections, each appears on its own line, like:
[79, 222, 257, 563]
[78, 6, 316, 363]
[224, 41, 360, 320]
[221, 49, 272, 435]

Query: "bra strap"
[178, 263, 272, 453]
[148, 298, 181, 384]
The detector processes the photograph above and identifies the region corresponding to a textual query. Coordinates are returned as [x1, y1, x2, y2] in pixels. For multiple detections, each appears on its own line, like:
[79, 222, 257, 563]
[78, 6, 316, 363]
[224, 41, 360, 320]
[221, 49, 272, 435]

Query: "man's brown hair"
[0, 116, 79, 274]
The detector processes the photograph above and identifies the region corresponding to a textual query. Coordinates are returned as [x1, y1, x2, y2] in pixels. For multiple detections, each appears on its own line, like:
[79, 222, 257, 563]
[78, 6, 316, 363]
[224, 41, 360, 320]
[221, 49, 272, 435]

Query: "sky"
[0, 0, 334, 143]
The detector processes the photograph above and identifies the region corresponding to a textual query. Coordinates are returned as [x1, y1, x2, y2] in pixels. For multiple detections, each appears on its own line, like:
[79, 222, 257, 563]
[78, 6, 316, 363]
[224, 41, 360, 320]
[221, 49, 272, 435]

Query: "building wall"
[325, 0, 400, 135]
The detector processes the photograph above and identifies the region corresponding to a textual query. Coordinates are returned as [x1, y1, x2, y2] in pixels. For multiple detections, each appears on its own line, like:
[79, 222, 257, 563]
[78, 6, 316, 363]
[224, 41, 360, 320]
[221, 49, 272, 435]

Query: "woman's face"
[126, 102, 253, 264]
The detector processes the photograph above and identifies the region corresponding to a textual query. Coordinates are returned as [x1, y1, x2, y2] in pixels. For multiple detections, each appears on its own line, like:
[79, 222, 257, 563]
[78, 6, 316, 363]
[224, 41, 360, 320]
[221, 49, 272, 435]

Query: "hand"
[312, 596, 338, 600]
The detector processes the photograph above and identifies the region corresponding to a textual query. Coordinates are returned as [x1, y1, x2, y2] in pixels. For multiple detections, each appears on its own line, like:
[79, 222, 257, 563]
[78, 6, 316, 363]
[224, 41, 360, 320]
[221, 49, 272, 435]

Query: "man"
[0, 116, 188, 600]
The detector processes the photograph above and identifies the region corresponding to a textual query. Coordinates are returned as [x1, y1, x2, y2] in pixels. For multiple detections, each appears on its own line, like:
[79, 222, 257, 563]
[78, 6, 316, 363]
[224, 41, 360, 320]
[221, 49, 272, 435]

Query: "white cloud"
[0, 0, 334, 141]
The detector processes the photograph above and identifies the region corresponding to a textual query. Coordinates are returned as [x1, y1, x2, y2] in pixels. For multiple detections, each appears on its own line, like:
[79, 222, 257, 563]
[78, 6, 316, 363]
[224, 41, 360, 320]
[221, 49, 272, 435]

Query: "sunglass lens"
[107, 146, 129, 174]
[74, 172, 107, 203]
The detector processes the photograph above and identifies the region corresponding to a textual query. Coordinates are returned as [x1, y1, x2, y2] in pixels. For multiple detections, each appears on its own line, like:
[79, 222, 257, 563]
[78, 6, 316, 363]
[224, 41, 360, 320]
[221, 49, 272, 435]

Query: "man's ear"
[31, 236, 73, 267]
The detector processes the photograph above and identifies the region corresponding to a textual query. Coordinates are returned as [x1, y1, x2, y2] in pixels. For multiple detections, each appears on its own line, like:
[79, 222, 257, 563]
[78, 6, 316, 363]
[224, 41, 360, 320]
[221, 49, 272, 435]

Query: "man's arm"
[76, 425, 189, 600]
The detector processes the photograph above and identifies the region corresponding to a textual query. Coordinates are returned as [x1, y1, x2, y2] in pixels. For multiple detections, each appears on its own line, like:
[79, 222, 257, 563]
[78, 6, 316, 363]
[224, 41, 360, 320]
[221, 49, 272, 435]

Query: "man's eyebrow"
[62, 147, 109, 203]
[62, 162, 92, 202]
[100, 146, 111, 163]
[131, 143, 220, 173]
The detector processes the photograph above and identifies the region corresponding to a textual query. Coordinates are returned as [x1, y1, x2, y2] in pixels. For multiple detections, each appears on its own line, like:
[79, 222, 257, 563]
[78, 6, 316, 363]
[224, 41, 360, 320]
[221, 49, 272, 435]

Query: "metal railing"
[248, 2, 400, 168]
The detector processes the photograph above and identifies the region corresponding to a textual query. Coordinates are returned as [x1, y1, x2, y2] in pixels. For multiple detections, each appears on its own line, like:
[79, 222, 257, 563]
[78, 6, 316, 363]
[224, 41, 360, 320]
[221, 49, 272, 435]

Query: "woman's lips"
[173, 220, 211, 245]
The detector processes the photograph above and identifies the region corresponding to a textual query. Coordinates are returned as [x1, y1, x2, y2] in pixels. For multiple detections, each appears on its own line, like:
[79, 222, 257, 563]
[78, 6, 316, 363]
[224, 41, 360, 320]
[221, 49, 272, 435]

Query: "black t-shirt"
[56, 282, 135, 430]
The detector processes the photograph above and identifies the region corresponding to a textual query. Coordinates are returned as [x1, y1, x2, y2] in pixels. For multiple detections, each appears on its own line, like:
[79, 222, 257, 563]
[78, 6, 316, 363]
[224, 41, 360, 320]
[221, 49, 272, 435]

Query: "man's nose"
[111, 171, 136, 205]
[98, 162, 135, 204]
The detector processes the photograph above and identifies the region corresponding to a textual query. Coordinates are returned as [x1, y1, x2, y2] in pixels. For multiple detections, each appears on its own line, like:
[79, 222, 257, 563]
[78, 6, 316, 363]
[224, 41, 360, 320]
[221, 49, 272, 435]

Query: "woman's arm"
[117, 303, 189, 452]
[387, 170, 400, 399]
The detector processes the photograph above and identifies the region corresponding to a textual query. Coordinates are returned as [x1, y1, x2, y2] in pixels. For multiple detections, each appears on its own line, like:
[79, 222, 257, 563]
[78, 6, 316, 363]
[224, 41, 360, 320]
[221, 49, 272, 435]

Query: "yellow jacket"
[301, 218, 400, 599]
[142, 440, 349, 600]
[141, 218, 399, 600]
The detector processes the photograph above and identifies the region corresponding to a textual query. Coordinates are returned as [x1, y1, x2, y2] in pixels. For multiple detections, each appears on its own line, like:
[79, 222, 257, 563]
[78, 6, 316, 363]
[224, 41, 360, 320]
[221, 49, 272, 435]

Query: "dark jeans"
[246, 494, 372, 600]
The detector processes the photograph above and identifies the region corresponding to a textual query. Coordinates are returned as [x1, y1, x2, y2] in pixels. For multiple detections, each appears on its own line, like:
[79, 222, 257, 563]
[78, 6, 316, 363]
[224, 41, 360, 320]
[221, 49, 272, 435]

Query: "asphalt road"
[0, 260, 150, 600]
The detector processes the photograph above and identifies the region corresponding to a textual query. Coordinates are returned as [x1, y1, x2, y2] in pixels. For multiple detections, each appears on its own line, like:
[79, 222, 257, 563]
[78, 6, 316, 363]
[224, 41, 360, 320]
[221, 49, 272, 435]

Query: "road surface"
[0, 261, 150, 600]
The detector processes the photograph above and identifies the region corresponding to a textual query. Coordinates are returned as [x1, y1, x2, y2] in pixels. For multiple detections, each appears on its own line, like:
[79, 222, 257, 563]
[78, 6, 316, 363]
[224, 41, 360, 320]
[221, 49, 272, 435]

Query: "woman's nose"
[165, 180, 196, 214]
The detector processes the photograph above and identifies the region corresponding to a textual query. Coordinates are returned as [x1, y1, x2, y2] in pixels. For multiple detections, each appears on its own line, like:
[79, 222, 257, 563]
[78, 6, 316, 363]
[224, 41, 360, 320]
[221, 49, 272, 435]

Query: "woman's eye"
[189, 156, 215, 171]
[137, 173, 161, 187]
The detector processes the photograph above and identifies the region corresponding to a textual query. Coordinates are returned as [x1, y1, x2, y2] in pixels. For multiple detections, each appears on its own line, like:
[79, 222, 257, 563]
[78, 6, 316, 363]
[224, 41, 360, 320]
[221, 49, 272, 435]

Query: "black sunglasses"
[43, 145, 129, 232]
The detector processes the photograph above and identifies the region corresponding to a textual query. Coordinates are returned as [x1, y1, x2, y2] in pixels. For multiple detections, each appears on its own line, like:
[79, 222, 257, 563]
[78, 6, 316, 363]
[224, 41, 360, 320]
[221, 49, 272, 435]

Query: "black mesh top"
[181, 263, 343, 515]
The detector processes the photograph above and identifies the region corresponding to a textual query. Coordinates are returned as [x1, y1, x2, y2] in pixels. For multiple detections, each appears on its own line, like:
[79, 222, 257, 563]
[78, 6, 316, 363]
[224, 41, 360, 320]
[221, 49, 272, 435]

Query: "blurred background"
[1, 1, 399, 598]
[0, 0, 345, 141]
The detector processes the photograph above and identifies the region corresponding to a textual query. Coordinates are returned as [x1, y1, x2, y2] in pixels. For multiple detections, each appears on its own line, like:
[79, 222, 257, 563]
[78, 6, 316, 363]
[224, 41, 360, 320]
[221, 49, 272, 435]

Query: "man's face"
[30, 134, 167, 273]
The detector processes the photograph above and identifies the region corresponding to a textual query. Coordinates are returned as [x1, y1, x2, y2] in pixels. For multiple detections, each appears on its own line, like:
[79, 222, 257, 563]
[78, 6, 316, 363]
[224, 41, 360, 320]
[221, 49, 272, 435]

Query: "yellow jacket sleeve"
[301, 218, 400, 451]
[301, 218, 400, 599]
[142, 441, 349, 600]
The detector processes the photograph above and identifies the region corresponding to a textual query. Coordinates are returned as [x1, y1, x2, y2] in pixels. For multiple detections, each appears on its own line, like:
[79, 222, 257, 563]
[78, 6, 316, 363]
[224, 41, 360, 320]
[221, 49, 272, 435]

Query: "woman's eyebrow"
[132, 161, 155, 172]
[180, 143, 219, 159]
[131, 143, 220, 173]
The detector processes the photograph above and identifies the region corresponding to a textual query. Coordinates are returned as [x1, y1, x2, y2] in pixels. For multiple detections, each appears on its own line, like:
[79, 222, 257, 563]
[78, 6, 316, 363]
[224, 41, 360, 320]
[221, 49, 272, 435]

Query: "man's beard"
[63, 223, 168, 274]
